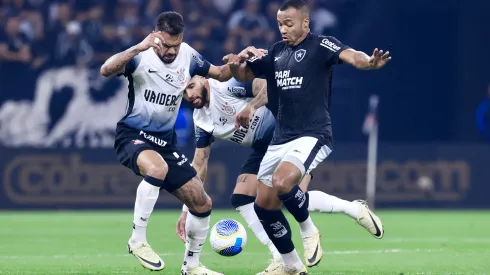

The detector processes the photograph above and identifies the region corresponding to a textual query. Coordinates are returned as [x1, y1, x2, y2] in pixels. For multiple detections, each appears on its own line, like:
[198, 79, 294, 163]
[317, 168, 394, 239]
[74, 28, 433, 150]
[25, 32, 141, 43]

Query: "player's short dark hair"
[279, 0, 309, 14]
[155, 11, 184, 35]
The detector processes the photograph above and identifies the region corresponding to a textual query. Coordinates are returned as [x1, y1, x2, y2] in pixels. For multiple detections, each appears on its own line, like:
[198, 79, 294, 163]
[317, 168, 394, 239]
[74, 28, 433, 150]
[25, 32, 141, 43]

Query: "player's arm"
[192, 145, 212, 184]
[224, 46, 268, 82]
[100, 32, 165, 77]
[235, 78, 268, 130]
[207, 64, 232, 82]
[319, 36, 391, 70]
[192, 126, 215, 183]
[339, 48, 391, 70]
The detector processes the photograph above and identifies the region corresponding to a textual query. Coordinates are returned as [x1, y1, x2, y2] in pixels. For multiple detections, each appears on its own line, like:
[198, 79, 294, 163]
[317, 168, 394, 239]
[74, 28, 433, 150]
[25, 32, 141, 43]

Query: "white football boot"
[302, 230, 322, 267]
[127, 242, 164, 271]
[353, 200, 384, 239]
[181, 263, 224, 275]
[260, 263, 307, 275]
[256, 259, 284, 275]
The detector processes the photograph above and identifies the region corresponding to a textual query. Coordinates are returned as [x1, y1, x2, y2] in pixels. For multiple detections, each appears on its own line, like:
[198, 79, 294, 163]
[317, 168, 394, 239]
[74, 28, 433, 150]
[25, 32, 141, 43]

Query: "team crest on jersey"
[294, 49, 306, 62]
[221, 102, 236, 116]
[176, 68, 187, 85]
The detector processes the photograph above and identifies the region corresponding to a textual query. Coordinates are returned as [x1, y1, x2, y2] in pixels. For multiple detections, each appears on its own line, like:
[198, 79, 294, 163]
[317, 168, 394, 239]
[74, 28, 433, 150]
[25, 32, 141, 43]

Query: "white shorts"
[257, 136, 332, 187]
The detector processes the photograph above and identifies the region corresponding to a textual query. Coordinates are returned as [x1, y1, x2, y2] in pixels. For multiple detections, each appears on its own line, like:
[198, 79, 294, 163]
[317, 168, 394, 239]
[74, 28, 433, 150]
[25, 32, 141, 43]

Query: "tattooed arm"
[249, 78, 268, 109]
[100, 32, 166, 77]
[234, 78, 268, 130]
[191, 145, 212, 184]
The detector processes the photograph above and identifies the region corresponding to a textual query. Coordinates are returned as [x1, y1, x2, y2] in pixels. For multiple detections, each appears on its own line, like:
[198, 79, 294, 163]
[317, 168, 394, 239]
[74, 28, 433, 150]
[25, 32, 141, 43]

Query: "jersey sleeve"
[188, 46, 211, 77]
[318, 36, 350, 65]
[246, 45, 273, 78]
[121, 54, 142, 76]
[225, 79, 254, 98]
[195, 126, 214, 148]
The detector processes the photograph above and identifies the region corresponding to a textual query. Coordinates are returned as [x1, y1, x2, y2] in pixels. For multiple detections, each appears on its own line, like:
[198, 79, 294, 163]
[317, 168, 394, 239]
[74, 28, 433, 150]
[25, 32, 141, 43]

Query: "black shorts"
[240, 147, 267, 175]
[114, 124, 197, 193]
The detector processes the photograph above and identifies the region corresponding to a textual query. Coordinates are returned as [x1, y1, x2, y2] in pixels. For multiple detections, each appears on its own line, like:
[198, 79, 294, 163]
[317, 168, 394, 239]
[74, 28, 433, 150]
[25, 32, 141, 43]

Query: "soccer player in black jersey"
[228, 0, 391, 274]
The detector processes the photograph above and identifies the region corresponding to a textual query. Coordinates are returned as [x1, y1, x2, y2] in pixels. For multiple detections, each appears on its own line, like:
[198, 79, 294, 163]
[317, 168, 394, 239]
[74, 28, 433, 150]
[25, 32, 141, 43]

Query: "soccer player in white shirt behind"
[175, 75, 385, 274]
[100, 12, 233, 275]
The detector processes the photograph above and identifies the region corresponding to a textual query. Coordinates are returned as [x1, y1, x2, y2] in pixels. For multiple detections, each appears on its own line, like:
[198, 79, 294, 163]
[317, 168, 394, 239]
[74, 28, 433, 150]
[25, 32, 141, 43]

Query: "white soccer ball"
[209, 219, 247, 256]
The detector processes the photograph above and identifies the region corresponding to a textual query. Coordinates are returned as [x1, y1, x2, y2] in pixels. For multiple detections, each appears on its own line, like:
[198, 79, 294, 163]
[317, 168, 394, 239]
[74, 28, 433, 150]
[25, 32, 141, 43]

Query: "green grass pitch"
[0, 210, 489, 274]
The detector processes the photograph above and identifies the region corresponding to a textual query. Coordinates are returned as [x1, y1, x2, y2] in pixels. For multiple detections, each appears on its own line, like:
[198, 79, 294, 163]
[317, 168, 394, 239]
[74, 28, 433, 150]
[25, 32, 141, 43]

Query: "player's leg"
[122, 149, 168, 271]
[253, 144, 307, 274]
[171, 177, 223, 275]
[231, 149, 282, 265]
[231, 174, 282, 274]
[273, 136, 336, 267]
[254, 182, 307, 275]
[299, 171, 384, 239]
[273, 161, 321, 268]
[299, 175, 360, 218]
[160, 149, 221, 275]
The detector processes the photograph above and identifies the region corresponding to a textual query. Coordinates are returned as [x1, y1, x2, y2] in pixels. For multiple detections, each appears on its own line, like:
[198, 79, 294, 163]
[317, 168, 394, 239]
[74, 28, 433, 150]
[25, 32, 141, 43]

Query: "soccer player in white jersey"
[174, 75, 385, 274]
[100, 12, 233, 275]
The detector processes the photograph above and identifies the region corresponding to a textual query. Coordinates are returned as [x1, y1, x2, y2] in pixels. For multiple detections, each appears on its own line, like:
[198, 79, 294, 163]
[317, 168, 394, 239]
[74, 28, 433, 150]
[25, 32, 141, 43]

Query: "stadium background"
[1, 0, 490, 211]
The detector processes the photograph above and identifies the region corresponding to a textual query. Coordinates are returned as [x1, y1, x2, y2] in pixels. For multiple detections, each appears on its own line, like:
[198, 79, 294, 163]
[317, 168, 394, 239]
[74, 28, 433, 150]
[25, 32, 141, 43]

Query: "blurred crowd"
[0, 0, 341, 85]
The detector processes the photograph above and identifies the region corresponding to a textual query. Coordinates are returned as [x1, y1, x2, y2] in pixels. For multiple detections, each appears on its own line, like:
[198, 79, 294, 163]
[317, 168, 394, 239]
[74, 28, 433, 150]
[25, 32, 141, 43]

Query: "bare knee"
[176, 178, 212, 214]
[190, 194, 212, 214]
[145, 162, 168, 180]
[272, 173, 296, 195]
[256, 182, 281, 209]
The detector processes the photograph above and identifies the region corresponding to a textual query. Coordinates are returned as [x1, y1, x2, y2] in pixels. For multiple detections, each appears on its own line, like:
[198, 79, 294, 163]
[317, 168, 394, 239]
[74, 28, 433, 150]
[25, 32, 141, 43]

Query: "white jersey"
[193, 78, 275, 150]
[118, 43, 210, 146]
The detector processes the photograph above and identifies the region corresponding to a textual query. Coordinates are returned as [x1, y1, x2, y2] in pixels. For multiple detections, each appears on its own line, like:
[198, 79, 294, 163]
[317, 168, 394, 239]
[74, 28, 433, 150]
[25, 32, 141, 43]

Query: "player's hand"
[176, 211, 187, 242]
[135, 31, 166, 54]
[368, 48, 391, 69]
[222, 53, 237, 64]
[235, 104, 255, 131]
[227, 47, 266, 67]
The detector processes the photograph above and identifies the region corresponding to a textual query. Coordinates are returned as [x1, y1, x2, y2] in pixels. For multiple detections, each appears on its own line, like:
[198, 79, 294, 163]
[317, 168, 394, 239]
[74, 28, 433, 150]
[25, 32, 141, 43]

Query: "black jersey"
[247, 33, 349, 147]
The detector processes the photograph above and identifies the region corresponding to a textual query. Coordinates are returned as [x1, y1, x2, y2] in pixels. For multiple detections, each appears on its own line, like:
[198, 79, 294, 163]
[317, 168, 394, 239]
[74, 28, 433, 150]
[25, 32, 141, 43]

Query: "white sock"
[130, 179, 160, 244]
[308, 190, 360, 219]
[237, 203, 282, 261]
[282, 249, 303, 271]
[183, 213, 210, 270]
[299, 216, 318, 238]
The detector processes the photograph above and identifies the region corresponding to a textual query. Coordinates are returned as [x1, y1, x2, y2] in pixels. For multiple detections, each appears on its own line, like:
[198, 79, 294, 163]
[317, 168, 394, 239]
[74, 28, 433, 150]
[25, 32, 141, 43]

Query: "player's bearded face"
[277, 8, 310, 46]
[156, 32, 183, 63]
[184, 78, 208, 109]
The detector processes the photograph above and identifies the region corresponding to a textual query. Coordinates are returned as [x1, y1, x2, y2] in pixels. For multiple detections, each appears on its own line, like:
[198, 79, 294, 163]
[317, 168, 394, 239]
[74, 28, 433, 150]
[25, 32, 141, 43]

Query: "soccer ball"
[209, 219, 247, 256]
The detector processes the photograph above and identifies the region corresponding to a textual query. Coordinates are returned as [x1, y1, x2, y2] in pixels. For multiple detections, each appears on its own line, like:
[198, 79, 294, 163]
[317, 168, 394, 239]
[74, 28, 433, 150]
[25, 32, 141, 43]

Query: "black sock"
[254, 203, 294, 254]
[278, 185, 310, 223]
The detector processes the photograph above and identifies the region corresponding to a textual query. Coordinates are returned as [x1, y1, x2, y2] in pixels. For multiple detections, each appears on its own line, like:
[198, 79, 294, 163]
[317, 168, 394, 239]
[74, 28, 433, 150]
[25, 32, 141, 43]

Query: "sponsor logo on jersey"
[144, 89, 181, 107]
[228, 86, 246, 97]
[139, 130, 168, 147]
[249, 115, 260, 131]
[247, 50, 268, 63]
[219, 117, 228, 125]
[320, 38, 341, 52]
[230, 125, 249, 145]
[220, 102, 236, 116]
[165, 73, 174, 83]
[133, 140, 145, 145]
[294, 49, 306, 62]
[275, 70, 303, 90]
[192, 54, 204, 67]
